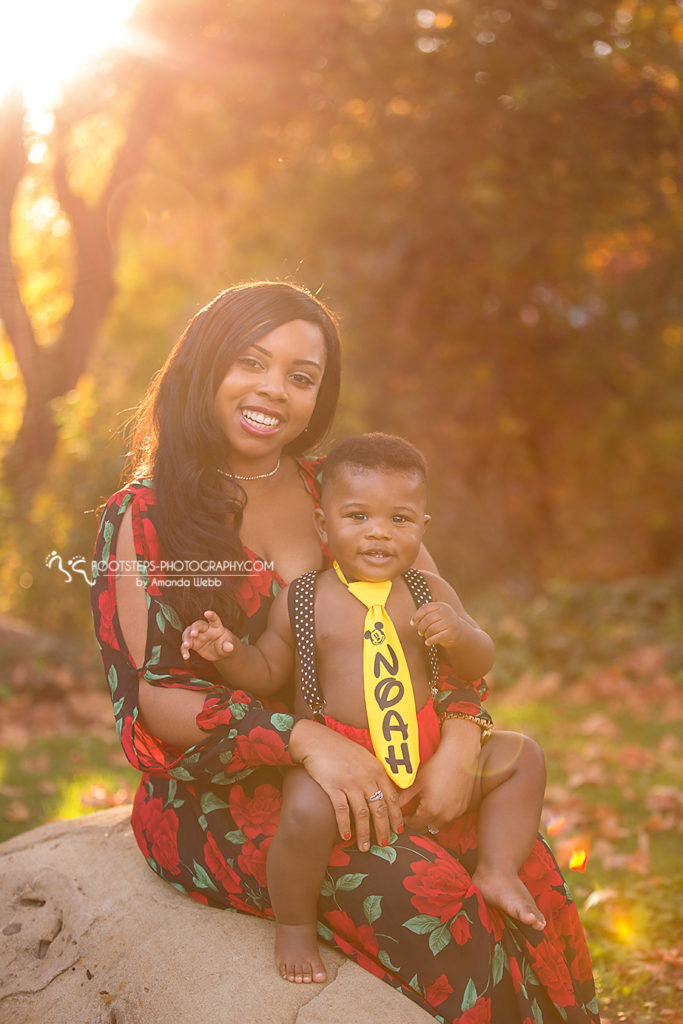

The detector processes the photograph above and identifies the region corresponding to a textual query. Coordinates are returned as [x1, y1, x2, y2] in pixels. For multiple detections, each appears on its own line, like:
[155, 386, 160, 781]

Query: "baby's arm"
[410, 571, 495, 682]
[180, 589, 294, 697]
[181, 610, 238, 662]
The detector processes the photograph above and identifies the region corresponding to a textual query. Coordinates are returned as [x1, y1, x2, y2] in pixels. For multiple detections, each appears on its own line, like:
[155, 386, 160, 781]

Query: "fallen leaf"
[646, 786, 683, 814]
[20, 754, 51, 774]
[4, 800, 31, 822]
[643, 813, 679, 833]
[625, 832, 650, 875]
[582, 887, 619, 912]
[622, 645, 667, 676]
[579, 712, 621, 740]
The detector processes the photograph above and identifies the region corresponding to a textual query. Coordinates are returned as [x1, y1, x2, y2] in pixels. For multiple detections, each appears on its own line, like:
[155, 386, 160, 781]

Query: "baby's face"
[316, 466, 430, 581]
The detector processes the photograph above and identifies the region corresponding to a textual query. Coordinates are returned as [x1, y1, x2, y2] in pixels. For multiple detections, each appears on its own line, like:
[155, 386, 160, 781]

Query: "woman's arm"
[412, 543, 438, 574]
[93, 488, 299, 776]
[113, 504, 223, 750]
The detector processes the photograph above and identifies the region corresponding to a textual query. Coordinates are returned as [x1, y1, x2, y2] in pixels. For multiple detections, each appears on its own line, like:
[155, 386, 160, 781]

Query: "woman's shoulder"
[294, 454, 325, 501]
[96, 479, 158, 555]
[101, 477, 156, 518]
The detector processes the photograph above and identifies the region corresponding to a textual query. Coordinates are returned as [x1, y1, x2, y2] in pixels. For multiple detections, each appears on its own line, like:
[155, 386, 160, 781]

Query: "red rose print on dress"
[133, 796, 181, 874]
[424, 973, 454, 1008]
[229, 782, 281, 840]
[325, 909, 381, 975]
[237, 838, 270, 888]
[520, 845, 564, 906]
[552, 904, 596, 984]
[231, 726, 290, 770]
[450, 912, 472, 946]
[445, 701, 483, 716]
[530, 939, 577, 1007]
[188, 891, 209, 906]
[403, 841, 473, 922]
[203, 831, 244, 896]
[195, 689, 259, 731]
[202, 832, 261, 912]
[460, 996, 491, 1024]
[235, 559, 278, 617]
[328, 842, 352, 868]
[97, 585, 120, 651]
[510, 956, 524, 993]
[438, 811, 478, 855]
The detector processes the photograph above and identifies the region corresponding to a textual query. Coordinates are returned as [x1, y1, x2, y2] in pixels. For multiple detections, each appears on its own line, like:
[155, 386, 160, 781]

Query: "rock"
[0, 808, 432, 1024]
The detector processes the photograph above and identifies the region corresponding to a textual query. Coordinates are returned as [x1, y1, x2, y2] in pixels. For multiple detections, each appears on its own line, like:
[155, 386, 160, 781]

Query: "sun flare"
[0, 0, 140, 114]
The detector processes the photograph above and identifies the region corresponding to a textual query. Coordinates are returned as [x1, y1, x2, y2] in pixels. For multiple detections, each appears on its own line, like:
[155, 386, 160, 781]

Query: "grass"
[0, 733, 137, 837]
[1, 572, 682, 1023]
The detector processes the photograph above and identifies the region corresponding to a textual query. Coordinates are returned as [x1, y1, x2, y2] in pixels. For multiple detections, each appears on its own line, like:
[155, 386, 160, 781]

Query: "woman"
[92, 281, 600, 1023]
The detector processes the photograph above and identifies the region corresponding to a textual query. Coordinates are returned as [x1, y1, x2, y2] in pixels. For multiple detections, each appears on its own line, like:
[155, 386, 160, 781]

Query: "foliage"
[475, 569, 683, 687]
[1, 0, 682, 632]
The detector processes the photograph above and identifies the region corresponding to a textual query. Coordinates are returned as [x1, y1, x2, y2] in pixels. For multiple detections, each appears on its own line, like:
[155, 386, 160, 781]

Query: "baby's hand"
[181, 609, 236, 662]
[411, 602, 464, 650]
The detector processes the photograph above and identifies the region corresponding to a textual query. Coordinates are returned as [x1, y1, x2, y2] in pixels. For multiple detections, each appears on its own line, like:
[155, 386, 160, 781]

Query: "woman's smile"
[239, 405, 284, 436]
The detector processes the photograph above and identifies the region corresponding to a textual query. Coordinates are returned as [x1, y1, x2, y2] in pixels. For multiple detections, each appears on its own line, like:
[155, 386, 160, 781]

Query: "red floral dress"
[91, 455, 600, 1024]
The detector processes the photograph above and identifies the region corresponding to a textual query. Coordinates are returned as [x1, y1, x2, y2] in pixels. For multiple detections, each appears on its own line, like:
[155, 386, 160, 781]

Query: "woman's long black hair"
[125, 281, 341, 630]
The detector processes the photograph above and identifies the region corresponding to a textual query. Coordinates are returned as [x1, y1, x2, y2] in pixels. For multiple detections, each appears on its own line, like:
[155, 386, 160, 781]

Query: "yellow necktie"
[333, 561, 420, 788]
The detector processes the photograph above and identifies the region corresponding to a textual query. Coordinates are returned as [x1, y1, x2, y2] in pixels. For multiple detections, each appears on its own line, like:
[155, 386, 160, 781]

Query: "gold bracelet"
[438, 710, 493, 741]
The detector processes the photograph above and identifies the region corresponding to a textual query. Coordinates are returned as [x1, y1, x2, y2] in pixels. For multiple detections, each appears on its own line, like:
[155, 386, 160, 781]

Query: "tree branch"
[3, 70, 174, 500]
[0, 90, 42, 393]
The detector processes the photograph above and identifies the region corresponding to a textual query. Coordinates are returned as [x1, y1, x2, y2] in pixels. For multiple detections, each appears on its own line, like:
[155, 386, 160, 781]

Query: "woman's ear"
[313, 507, 328, 544]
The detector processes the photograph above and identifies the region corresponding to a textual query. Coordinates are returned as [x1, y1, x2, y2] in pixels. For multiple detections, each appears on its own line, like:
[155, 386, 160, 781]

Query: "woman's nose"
[256, 369, 287, 401]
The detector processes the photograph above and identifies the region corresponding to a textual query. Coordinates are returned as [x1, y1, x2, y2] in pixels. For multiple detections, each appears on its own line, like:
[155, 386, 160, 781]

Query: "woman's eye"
[239, 356, 263, 370]
[290, 373, 316, 387]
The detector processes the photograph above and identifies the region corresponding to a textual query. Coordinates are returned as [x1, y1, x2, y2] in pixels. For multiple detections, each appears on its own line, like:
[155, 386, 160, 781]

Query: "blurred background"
[1, 2, 681, 1020]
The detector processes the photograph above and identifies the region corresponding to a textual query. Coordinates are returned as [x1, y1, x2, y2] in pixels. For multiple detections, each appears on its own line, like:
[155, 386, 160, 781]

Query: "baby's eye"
[347, 512, 367, 520]
[392, 515, 408, 524]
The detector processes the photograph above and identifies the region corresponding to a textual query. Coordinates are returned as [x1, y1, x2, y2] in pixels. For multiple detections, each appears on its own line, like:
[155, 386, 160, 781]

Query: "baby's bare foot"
[275, 923, 327, 983]
[472, 865, 546, 930]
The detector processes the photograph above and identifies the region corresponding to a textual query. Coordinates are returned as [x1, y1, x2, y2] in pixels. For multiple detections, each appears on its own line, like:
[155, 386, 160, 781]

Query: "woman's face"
[214, 319, 326, 469]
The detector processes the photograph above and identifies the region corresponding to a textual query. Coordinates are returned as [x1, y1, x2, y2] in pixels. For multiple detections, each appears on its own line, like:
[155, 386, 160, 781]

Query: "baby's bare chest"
[304, 581, 431, 727]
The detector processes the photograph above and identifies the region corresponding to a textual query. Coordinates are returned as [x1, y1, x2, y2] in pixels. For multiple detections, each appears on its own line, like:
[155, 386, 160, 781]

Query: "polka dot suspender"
[287, 570, 324, 717]
[287, 568, 440, 718]
[403, 568, 441, 698]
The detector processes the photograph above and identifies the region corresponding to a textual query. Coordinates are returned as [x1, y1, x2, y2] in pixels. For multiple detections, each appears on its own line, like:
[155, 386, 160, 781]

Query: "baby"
[182, 433, 546, 984]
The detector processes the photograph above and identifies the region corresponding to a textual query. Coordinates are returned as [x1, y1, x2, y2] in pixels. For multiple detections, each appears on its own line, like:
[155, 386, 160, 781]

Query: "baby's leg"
[268, 767, 338, 984]
[470, 731, 547, 930]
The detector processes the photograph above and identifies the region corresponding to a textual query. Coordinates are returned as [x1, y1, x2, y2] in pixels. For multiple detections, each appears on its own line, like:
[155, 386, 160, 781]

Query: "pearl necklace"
[218, 458, 281, 482]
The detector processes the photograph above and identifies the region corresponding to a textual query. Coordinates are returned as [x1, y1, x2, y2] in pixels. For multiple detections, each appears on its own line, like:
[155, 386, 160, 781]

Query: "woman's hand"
[289, 719, 403, 851]
[399, 718, 482, 833]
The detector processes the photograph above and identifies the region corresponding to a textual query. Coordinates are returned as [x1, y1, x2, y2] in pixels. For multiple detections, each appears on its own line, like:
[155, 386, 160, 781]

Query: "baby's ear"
[422, 514, 431, 532]
[313, 507, 328, 543]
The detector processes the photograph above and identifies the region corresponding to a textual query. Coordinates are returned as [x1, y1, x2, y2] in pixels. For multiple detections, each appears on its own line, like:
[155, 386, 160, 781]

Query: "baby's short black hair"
[322, 433, 427, 491]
